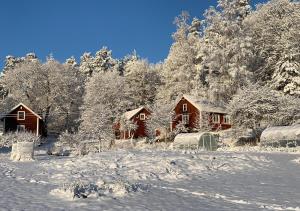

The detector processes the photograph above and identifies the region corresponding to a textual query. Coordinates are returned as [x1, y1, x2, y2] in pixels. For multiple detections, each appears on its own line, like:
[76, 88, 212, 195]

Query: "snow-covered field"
[0, 148, 299, 211]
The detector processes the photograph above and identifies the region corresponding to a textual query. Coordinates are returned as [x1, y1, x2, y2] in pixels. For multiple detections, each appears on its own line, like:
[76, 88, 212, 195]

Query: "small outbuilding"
[260, 124, 300, 147]
[173, 132, 219, 151]
[0, 103, 44, 136]
[115, 106, 151, 139]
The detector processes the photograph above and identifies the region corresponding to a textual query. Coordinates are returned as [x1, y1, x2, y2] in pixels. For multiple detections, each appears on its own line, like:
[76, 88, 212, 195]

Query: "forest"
[0, 0, 299, 148]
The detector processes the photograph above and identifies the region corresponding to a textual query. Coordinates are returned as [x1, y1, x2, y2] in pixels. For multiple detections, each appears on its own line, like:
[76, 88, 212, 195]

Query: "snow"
[183, 95, 227, 113]
[123, 107, 145, 120]
[0, 148, 299, 210]
[261, 124, 300, 144]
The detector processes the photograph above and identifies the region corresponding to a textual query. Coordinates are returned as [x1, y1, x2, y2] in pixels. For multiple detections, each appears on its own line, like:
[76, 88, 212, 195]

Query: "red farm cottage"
[0, 103, 44, 136]
[172, 95, 231, 132]
[115, 107, 151, 139]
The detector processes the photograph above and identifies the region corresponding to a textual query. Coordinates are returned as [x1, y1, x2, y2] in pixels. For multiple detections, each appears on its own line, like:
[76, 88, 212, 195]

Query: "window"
[182, 114, 189, 124]
[212, 114, 220, 123]
[17, 125, 25, 132]
[17, 111, 25, 120]
[182, 104, 188, 112]
[140, 113, 146, 120]
[224, 115, 231, 124]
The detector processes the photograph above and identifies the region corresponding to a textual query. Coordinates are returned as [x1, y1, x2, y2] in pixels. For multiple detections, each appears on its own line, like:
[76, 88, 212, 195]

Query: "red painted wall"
[172, 97, 231, 131]
[3, 105, 44, 136]
[116, 108, 151, 139]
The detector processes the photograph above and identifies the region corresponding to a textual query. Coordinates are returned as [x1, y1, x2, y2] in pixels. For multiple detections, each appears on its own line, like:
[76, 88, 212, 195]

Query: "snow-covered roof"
[124, 107, 145, 120]
[1, 103, 42, 120]
[261, 124, 300, 143]
[182, 95, 227, 114]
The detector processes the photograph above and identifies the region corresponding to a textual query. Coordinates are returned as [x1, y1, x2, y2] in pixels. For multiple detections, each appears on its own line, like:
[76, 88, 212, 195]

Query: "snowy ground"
[0, 148, 299, 210]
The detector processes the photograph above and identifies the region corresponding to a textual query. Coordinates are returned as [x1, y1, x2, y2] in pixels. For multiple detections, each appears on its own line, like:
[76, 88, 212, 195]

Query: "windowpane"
[17, 111, 25, 120]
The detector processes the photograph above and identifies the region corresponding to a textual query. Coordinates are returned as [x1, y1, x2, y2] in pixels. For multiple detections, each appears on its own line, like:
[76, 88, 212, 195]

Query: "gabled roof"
[1, 103, 42, 120]
[124, 106, 147, 120]
[181, 94, 227, 114]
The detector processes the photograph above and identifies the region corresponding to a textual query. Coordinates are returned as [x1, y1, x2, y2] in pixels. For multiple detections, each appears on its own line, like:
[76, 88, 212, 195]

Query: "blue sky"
[0, 0, 266, 69]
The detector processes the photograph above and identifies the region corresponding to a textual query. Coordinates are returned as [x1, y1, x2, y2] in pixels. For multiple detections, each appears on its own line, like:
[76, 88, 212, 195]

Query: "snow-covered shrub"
[51, 180, 149, 200]
[50, 131, 87, 156]
[1, 132, 38, 147]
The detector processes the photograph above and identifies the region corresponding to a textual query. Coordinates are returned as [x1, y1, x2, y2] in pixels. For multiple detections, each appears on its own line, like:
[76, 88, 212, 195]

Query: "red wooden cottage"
[0, 103, 44, 136]
[115, 106, 151, 139]
[172, 95, 231, 132]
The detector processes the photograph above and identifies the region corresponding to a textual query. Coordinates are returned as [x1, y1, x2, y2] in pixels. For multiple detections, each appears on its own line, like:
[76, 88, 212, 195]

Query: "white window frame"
[212, 114, 220, 123]
[182, 114, 189, 124]
[182, 103, 188, 112]
[140, 113, 146, 120]
[17, 125, 25, 132]
[17, 111, 25, 120]
[224, 115, 231, 124]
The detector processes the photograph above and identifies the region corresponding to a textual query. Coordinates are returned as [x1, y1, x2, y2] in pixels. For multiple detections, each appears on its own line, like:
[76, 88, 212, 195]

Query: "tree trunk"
[43, 106, 51, 137]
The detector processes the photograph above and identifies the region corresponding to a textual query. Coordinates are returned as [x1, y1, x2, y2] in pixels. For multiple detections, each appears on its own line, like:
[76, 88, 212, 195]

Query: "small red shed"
[115, 107, 151, 139]
[1, 103, 44, 136]
[172, 95, 231, 132]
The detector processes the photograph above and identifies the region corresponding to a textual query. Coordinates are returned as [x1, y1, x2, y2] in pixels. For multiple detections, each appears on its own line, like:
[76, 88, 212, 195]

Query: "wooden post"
[36, 117, 39, 136]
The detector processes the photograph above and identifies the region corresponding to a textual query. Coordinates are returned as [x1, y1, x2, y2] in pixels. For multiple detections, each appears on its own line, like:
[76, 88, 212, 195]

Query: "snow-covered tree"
[65, 56, 78, 67]
[1, 56, 84, 134]
[145, 102, 175, 140]
[80, 71, 131, 148]
[157, 12, 198, 103]
[79, 47, 118, 77]
[124, 57, 161, 107]
[194, 111, 213, 132]
[245, 0, 300, 96]
[119, 116, 138, 139]
[197, 0, 253, 103]
[228, 84, 300, 136]
[272, 55, 300, 97]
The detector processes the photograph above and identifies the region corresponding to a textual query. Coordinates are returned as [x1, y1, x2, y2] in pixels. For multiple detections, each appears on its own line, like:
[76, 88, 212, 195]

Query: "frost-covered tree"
[197, 0, 253, 103]
[245, 0, 300, 96]
[119, 116, 138, 139]
[79, 52, 94, 76]
[79, 47, 118, 77]
[80, 71, 131, 147]
[228, 84, 300, 136]
[65, 56, 78, 67]
[93, 47, 116, 73]
[272, 55, 300, 97]
[157, 12, 198, 103]
[124, 57, 161, 107]
[145, 102, 175, 140]
[194, 111, 213, 132]
[1, 56, 84, 134]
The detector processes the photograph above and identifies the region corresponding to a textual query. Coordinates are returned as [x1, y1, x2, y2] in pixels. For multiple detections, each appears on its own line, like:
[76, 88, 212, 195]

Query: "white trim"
[4, 103, 42, 119]
[224, 115, 231, 124]
[17, 111, 25, 120]
[36, 117, 39, 136]
[212, 114, 220, 123]
[182, 104, 187, 112]
[140, 113, 146, 120]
